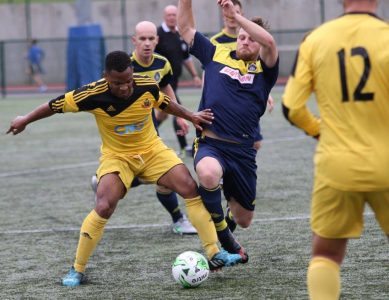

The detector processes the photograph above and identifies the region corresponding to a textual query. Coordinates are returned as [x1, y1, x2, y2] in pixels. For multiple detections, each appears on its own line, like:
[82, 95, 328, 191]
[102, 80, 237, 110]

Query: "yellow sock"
[307, 256, 341, 300]
[185, 196, 219, 259]
[214, 219, 228, 231]
[73, 210, 108, 273]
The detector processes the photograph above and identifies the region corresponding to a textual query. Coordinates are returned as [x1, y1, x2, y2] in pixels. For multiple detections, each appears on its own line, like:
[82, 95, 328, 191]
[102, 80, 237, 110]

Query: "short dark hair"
[251, 17, 270, 31]
[231, 0, 242, 9]
[105, 51, 132, 73]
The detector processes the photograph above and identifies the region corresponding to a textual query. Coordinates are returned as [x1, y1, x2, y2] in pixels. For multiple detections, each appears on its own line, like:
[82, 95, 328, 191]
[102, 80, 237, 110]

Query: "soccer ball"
[172, 251, 210, 288]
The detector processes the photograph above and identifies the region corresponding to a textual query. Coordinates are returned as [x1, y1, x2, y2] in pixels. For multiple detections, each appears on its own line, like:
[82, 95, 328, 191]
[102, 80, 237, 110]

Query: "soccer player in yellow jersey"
[282, 0, 389, 299]
[7, 50, 243, 286]
[210, 0, 242, 51]
[131, 21, 194, 234]
[90, 21, 197, 235]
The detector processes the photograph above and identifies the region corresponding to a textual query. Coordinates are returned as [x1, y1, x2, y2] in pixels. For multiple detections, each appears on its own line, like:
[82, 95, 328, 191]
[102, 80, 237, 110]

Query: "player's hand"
[267, 95, 275, 113]
[217, 0, 236, 20]
[191, 109, 213, 131]
[6, 116, 28, 135]
[176, 117, 190, 136]
[192, 76, 202, 87]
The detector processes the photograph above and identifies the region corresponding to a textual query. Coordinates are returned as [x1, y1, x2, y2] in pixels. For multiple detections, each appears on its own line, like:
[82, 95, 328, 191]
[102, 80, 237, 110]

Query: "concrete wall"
[1, 0, 389, 85]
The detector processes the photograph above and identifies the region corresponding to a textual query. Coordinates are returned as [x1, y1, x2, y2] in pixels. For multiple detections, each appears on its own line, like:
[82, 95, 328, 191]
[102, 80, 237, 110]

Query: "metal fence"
[1, 0, 388, 96]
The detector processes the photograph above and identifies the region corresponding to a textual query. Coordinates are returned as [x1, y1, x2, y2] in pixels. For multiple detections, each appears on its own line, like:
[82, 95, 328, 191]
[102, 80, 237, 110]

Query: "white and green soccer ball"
[172, 251, 210, 288]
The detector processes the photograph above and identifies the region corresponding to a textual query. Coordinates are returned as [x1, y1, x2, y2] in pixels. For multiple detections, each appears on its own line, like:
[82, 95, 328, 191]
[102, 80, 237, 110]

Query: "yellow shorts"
[311, 178, 389, 238]
[96, 139, 183, 191]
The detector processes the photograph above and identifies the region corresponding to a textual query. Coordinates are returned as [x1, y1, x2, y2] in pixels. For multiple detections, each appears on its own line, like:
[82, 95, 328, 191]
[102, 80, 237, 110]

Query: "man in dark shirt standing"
[156, 4, 202, 157]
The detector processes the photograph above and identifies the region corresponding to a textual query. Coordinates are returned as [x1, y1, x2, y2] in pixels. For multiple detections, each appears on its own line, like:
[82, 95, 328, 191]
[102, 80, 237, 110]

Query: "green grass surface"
[0, 88, 388, 299]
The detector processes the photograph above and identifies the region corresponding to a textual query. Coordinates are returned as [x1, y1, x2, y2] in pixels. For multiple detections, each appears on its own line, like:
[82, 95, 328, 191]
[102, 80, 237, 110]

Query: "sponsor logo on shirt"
[154, 72, 161, 82]
[114, 116, 148, 135]
[220, 66, 254, 84]
[107, 105, 116, 112]
[248, 63, 257, 72]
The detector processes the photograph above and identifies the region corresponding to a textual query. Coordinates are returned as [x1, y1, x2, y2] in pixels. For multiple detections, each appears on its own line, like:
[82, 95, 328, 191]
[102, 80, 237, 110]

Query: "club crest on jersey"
[142, 98, 152, 108]
[220, 66, 254, 84]
[154, 72, 161, 82]
[248, 63, 257, 72]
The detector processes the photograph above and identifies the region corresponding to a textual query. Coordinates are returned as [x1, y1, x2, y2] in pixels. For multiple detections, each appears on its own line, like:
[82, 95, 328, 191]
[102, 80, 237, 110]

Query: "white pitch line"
[0, 161, 98, 178]
[0, 136, 305, 178]
[0, 213, 374, 235]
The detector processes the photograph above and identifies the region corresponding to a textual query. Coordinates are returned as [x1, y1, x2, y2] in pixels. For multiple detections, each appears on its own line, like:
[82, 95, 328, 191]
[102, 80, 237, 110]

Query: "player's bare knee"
[235, 217, 252, 229]
[179, 177, 198, 198]
[196, 169, 221, 189]
[95, 197, 116, 218]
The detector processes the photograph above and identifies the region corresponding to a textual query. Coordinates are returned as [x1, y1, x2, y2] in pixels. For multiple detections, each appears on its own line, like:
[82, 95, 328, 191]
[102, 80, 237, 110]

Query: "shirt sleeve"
[190, 31, 216, 67]
[260, 56, 279, 91]
[159, 61, 173, 88]
[154, 91, 170, 110]
[49, 91, 79, 113]
[282, 39, 320, 137]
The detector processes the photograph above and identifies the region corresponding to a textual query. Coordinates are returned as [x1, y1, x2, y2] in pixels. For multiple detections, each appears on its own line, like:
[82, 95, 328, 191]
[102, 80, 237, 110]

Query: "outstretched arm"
[6, 102, 54, 135]
[163, 101, 213, 131]
[160, 84, 190, 135]
[219, 0, 278, 67]
[177, 0, 196, 46]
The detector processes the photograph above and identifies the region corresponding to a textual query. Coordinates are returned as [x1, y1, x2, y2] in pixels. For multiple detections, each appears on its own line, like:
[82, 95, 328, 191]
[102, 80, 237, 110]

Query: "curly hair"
[105, 51, 133, 73]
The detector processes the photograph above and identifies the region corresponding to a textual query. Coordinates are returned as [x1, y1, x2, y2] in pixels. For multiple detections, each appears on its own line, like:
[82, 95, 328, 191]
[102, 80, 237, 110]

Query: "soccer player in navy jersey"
[7, 51, 243, 286]
[178, 0, 279, 262]
[91, 21, 197, 235]
[283, 0, 389, 298]
[210, 0, 274, 152]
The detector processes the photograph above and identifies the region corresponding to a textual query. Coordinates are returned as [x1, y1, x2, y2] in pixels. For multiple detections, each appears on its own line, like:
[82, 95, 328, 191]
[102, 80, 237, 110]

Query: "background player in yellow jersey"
[210, 0, 243, 51]
[156, 4, 202, 158]
[7, 50, 243, 286]
[210, 0, 274, 151]
[91, 21, 197, 235]
[282, 0, 389, 299]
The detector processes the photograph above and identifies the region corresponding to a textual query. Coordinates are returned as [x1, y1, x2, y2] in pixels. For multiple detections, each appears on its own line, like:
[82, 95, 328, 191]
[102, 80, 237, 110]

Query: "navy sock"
[198, 185, 224, 223]
[156, 191, 182, 223]
[199, 185, 240, 252]
[173, 117, 187, 149]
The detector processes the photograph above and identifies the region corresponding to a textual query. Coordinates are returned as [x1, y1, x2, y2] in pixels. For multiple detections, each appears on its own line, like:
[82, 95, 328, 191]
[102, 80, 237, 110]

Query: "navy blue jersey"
[191, 32, 278, 145]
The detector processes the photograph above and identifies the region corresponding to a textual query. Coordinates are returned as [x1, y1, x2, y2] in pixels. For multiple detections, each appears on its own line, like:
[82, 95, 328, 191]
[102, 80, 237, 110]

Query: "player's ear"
[131, 35, 136, 45]
[155, 35, 159, 44]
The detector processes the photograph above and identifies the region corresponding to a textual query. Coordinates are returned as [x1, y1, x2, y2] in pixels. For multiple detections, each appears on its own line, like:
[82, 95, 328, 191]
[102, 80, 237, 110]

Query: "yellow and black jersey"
[210, 29, 237, 51]
[49, 75, 170, 155]
[131, 52, 173, 88]
[282, 12, 389, 190]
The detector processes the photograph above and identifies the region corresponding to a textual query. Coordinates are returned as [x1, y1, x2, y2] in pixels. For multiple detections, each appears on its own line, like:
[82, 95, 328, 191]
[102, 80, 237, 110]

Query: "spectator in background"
[156, 4, 202, 157]
[26, 39, 47, 92]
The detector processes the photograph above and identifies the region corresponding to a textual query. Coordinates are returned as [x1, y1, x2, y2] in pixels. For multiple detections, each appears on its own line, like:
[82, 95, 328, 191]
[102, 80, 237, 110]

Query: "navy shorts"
[194, 136, 257, 211]
[254, 123, 263, 142]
